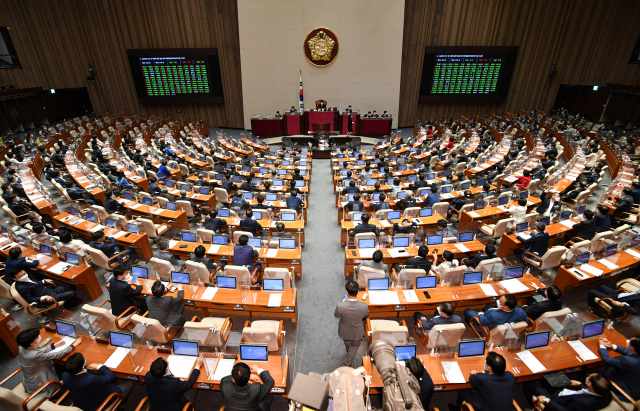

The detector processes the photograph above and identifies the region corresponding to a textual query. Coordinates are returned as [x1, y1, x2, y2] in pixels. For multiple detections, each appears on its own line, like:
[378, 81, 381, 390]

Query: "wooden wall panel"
[399, 0, 640, 127]
[0, 0, 243, 129]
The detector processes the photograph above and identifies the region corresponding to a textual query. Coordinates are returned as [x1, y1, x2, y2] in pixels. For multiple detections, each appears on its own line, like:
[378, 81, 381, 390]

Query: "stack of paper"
[130, 203, 143, 209]
[169, 240, 179, 248]
[518, 233, 532, 241]
[403, 289, 419, 303]
[598, 259, 619, 270]
[152, 208, 165, 215]
[268, 294, 282, 307]
[49, 262, 72, 274]
[479, 284, 498, 296]
[499, 278, 529, 293]
[167, 355, 197, 378]
[468, 211, 481, 218]
[51, 336, 75, 353]
[105, 347, 129, 369]
[208, 245, 221, 254]
[567, 340, 598, 361]
[579, 264, 603, 276]
[441, 361, 466, 383]
[201, 287, 218, 300]
[266, 249, 278, 258]
[213, 358, 235, 381]
[380, 220, 391, 227]
[112, 231, 128, 239]
[454, 243, 470, 252]
[358, 249, 376, 258]
[568, 267, 588, 279]
[368, 291, 400, 305]
[388, 248, 408, 258]
[516, 350, 546, 373]
[560, 220, 577, 228]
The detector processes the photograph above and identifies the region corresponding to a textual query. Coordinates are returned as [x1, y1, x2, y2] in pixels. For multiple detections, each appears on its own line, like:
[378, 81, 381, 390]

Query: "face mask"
[436, 306, 442, 316]
[496, 299, 502, 309]
[17, 275, 30, 283]
[33, 335, 41, 346]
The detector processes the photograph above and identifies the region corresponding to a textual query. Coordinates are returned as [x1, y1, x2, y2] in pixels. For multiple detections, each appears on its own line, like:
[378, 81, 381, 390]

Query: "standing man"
[334, 281, 369, 367]
[221, 362, 275, 411]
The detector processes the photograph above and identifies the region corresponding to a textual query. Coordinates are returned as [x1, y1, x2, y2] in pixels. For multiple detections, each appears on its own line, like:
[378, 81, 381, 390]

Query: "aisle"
[293, 160, 368, 374]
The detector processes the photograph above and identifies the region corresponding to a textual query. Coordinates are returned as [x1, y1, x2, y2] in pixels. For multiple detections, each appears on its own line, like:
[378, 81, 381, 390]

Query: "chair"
[176, 200, 196, 218]
[263, 267, 293, 288]
[480, 218, 514, 239]
[2, 205, 27, 226]
[365, 319, 409, 344]
[415, 323, 466, 348]
[527, 179, 540, 196]
[617, 276, 640, 294]
[354, 232, 376, 244]
[137, 218, 168, 238]
[0, 368, 79, 411]
[10, 283, 64, 322]
[155, 197, 168, 208]
[84, 245, 129, 270]
[612, 224, 631, 240]
[183, 316, 232, 348]
[233, 230, 254, 244]
[150, 257, 173, 281]
[242, 320, 283, 351]
[587, 231, 614, 253]
[455, 162, 467, 174]
[402, 207, 421, 218]
[0, 276, 20, 311]
[356, 266, 386, 288]
[197, 228, 215, 243]
[374, 209, 394, 220]
[450, 203, 473, 220]
[476, 257, 503, 280]
[530, 307, 572, 331]
[82, 300, 137, 330]
[394, 268, 428, 287]
[131, 313, 179, 344]
[222, 265, 259, 284]
[523, 246, 568, 271]
[469, 316, 530, 346]
[214, 188, 229, 207]
[185, 261, 213, 284]
[432, 202, 449, 218]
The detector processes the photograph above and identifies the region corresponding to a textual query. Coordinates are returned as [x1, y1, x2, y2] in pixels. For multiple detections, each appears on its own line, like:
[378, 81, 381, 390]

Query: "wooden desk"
[496, 219, 580, 258]
[21, 176, 59, 221]
[0, 237, 102, 300]
[65, 160, 106, 202]
[115, 198, 189, 231]
[0, 310, 20, 356]
[202, 216, 306, 247]
[459, 198, 542, 224]
[53, 212, 153, 262]
[340, 216, 444, 247]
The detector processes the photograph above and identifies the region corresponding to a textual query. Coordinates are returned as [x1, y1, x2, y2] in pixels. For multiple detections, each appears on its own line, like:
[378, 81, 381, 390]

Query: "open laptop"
[505, 265, 524, 279]
[173, 339, 199, 357]
[368, 278, 390, 291]
[279, 238, 296, 249]
[247, 237, 262, 248]
[217, 209, 230, 218]
[127, 223, 140, 235]
[582, 319, 605, 339]
[395, 344, 417, 362]
[240, 344, 269, 362]
[575, 252, 590, 266]
[86, 212, 97, 223]
[66, 252, 80, 266]
[516, 222, 529, 233]
[281, 213, 295, 222]
[171, 271, 190, 285]
[458, 231, 474, 242]
[55, 319, 77, 338]
[142, 197, 153, 206]
[181, 232, 196, 242]
[419, 208, 433, 217]
[105, 218, 117, 228]
[463, 271, 483, 285]
[39, 243, 52, 256]
[211, 235, 228, 245]
[131, 266, 149, 282]
[426, 235, 443, 246]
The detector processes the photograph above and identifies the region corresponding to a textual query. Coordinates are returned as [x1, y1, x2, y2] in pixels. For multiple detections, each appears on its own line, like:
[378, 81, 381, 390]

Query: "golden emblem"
[307, 31, 335, 62]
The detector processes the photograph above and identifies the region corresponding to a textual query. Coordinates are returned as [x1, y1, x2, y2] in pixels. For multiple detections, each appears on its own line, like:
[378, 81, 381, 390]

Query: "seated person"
[462, 244, 496, 268]
[176, 190, 201, 216]
[271, 222, 293, 239]
[397, 191, 417, 211]
[463, 294, 527, 326]
[514, 222, 549, 258]
[523, 373, 612, 411]
[561, 181, 588, 203]
[148, 177, 162, 195]
[204, 209, 228, 233]
[514, 169, 531, 191]
[572, 209, 597, 240]
[343, 180, 359, 194]
[345, 193, 364, 213]
[220, 362, 274, 411]
[394, 219, 417, 234]
[414, 301, 464, 331]
[598, 336, 640, 404]
[253, 195, 270, 211]
[424, 184, 441, 208]
[372, 193, 391, 211]
[11, 268, 83, 308]
[108, 265, 147, 317]
[349, 213, 380, 238]
[451, 353, 516, 410]
[233, 234, 261, 274]
[146, 281, 186, 328]
[145, 357, 201, 411]
[594, 205, 611, 232]
[449, 190, 472, 218]
[5, 247, 41, 285]
[496, 182, 511, 196]
[434, 219, 457, 239]
[587, 285, 640, 318]
[239, 210, 263, 236]
[523, 285, 563, 320]
[6, 193, 34, 222]
[189, 245, 216, 271]
[431, 250, 459, 277]
[355, 250, 389, 278]
[90, 231, 138, 262]
[508, 198, 528, 223]
[286, 189, 305, 214]
[103, 189, 124, 214]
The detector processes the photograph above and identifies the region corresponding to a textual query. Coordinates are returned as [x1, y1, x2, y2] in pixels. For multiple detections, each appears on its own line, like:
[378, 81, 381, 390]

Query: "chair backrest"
[537, 246, 568, 270]
[233, 230, 253, 244]
[397, 268, 427, 288]
[197, 228, 215, 243]
[176, 200, 195, 217]
[374, 209, 393, 220]
[2, 205, 20, 225]
[224, 265, 251, 282]
[185, 261, 211, 284]
[150, 257, 173, 281]
[357, 267, 386, 288]
[612, 225, 630, 239]
[432, 202, 449, 218]
[370, 319, 409, 344]
[477, 257, 503, 280]
[0, 385, 40, 411]
[137, 218, 160, 238]
[182, 317, 230, 348]
[493, 218, 514, 237]
[440, 265, 467, 284]
[533, 308, 572, 331]
[426, 323, 466, 349]
[354, 233, 376, 243]
[214, 188, 229, 202]
[131, 314, 169, 343]
[10, 283, 29, 309]
[263, 268, 291, 288]
[524, 212, 539, 225]
[0, 277, 13, 300]
[84, 245, 112, 269]
[155, 197, 168, 208]
[488, 321, 528, 346]
[242, 321, 281, 351]
[82, 303, 116, 321]
[589, 231, 614, 252]
[403, 207, 421, 218]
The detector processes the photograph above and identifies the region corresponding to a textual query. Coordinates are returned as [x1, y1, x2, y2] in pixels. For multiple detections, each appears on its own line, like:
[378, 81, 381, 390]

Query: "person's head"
[583, 209, 594, 220]
[17, 328, 42, 349]
[349, 181, 356, 187]
[442, 250, 454, 262]
[545, 285, 562, 301]
[179, 190, 187, 198]
[633, 181, 640, 190]
[372, 250, 383, 263]
[550, 191, 560, 202]
[113, 265, 127, 280]
[263, 181, 271, 190]
[626, 336, 640, 354]
[498, 294, 517, 310]
[464, 190, 472, 199]
[6, 193, 17, 204]
[194, 245, 206, 258]
[431, 184, 439, 193]
[346, 171, 352, 178]
[150, 357, 168, 378]
[276, 222, 285, 233]
[586, 373, 611, 396]
[501, 182, 510, 189]
[485, 352, 506, 376]
[417, 245, 429, 258]
[91, 231, 105, 242]
[535, 222, 546, 232]
[238, 235, 249, 246]
[439, 301, 454, 317]
[523, 170, 530, 177]
[209, 210, 218, 219]
[59, 230, 73, 244]
[8, 247, 22, 259]
[346, 280, 359, 297]
[484, 244, 496, 256]
[483, 184, 491, 193]
[517, 198, 527, 206]
[379, 193, 386, 201]
[1, 183, 10, 193]
[597, 205, 610, 215]
[151, 280, 165, 298]
[437, 219, 447, 230]
[354, 194, 360, 201]
[405, 357, 425, 379]
[64, 353, 86, 375]
[361, 213, 370, 224]
[623, 187, 632, 196]
[232, 362, 251, 386]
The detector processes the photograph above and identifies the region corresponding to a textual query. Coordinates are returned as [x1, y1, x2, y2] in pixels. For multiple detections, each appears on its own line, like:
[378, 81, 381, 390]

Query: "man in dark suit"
[571, 210, 598, 240]
[349, 213, 380, 238]
[393, 245, 432, 273]
[451, 352, 515, 411]
[65, 180, 98, 205]
[414, 301, 464, 331]
[462, 244, 497, 269]
[204, 209, 228, 233]
[631, 181, 640, 204]
[561, 181, 587, 204]
[598, 336, 640, 405]
[612, 188, 635, 227]
[146, 281, 186, 328]
[524, 285, 563, 320]
[6, 194, 33, 222]
[145, 357, 201, 411]
[221, 362, 275, 411]
[233, 234, 261, 273]
[221, 174, 235, 193]
[108, 265, 146, 317]
[239, 176, 257, 193]
[587, 285, 640, 318]
[239, 210, 263, 236]
[424, 184, 441, 208]
[62, 352, 134, 411]
[4, 247, 41, 285]
[514, 222, 550, 258]
[92, 146, 105, 164]
[593, 205, 612, 232]
[523, 373, 612, 411]
[11, 268, 82, 308]
[103, 189, 123, 214]
[397, 191, 417, 211]
[334, 281, 369, 367]
[90, 231, 138, 262]
[345, 193, 364, 213]
[343, 180, 360, 194]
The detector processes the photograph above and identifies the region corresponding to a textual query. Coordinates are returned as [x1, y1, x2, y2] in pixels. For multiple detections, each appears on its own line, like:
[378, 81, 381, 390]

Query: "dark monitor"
[463, 271, 483, 285]
[247, 237, 262, 248]
[395, 345, 417, 361]
[181, 231, 196, 242]
[181, 184, 191, 191]
[66, 252, 80, 266]
[392, 236, 410, 248]
[127, 223, 139, 235]
[416, 276, 437, 289]
[166, 180, 175, 188]
[217, 276, 236, 289]
[232, 176, 242, 183]
[295, 180, 305, 187]
[505, 265, 524, 279]
[538, 216, 550, 225]
[387, 211, 401, 220]
[39, 244, 52, 256]
[171, 271, 190, 285]
[477, 179, 486, 186]
[458, 339, 486, 358]
[279, 238, 296, 249]
[577, 205, 586, 215]
[54, 320, 77, 338]
[458, 231, 474, 242]
[368, 278, 390, 291]
[520, 191, 528, 199]
[605, 244, 618, 257]
[109, 331, 133, 348]
[217, 209, 230, 218]
[474, 201, 485, 210]
[560, 211, 571, 221]
[582, 319, 605, 339]
[358, 238, 376, 249]
[124, 192, 133, 201]
[211, 235, 228, 245]
[516, 222, 529, 233]
[524, 331, 550, 350]
[172, 339, 199, 356]
[86, 212, 96, 223]
[575, 252, 590, 266]
[132, 266, 149, 279]
[427, 235, 443, 245]
[16, 236, 27, 246]
[239, 344, 268, 362]
[460, 182, 471, 190]
[263, 278, 284, 291]
[419, 208, 433, 217]
[105, 218, 117, 228]
[426, 173, 436, 180]
[498, 196, 509, 205]
[418, 188, 430, 197]
[69, 207, 79, 216]
[143, 197, 153, 206]
[199, 187, 209, 195]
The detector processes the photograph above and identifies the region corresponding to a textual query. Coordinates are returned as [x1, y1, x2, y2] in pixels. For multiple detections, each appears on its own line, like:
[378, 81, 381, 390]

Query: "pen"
[575, 356, 583, 363]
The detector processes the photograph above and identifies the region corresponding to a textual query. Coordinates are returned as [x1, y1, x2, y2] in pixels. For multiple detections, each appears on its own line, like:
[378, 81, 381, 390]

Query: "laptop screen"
[281, 212, 295, 221]
[358, 238, 375, 249]
[463, 271, 483, 285]
[582, 320, 605, 339]
[105, 218, 116, 228]
[40, 244, 51, 256]
[240, 344, 268, 362]
[143, 197, 153, 206]
[427, 235, 443, 245]
[124, 192, 133, 201]
[279, 238, 296, 249]
[538, 216, 550, 225]
[173, 340, 199, 356]
[66, 253, 80, 266]
[604, 244, 618, 257]
[86, 212, 96, 223]
[166, 181, 175, 188]
[396, 191, 406, 199]
[166, 202, 177, 211]
[498, 196, 509, 205]
[263, 278, 284, 291]
[217, 276, 236, 289]
[171, 271, 190, 285]
[55, 320, 77, 338]
[520, 191, 528, 199]
[69, 207, 79, 216]
[474, 202, 485, 210]
[181, 184, 191, 191]
[395, 345, 417, 361]
[128, 224, 139, 234]
[561, 211, 571, 221]
[109, 331, 133, 348]
[132, 266, 148, 279]
[441, 186, 452, 193]
[393, 237, 410, 248]
[516, 222, 529, 233]
[416, 276, 437, 289]
[217, 209, 230, 217]
[211, 235, 228, 245]
[368, 278, 390, 290]
[181, 232, 196, 242]
[419, 208, 433, 217]
[505, 265, 524, 279]
[575, 252, 590, 266]
[525, 331, 550, 350]
[458, 339, 485, 358]
[252, 211, 263, 221]
[458, 231, 474, 242]
[387, 211, 401, 220]
[460, 182, 471, 190]
[242, 193, 253, 200]
[265, 194, 278, 201]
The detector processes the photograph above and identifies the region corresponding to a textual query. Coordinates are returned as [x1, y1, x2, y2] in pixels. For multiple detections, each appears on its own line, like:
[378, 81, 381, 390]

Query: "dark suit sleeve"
[258, 371, 275, 400]
[173, 289, 184, 305]
[96, 365, 119, 386]
[132, 284, 143, 297]
[176, 368, 200, 393]
[598, 347, 634, 371]
[251, 249, 259, 258]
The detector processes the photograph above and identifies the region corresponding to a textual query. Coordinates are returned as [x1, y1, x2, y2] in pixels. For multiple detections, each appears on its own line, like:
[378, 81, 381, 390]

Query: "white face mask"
[436, 306, 442, 316]
[496, 299, 503, 309]
[33, 335, 41, 347]
[17, 274, 30, 283]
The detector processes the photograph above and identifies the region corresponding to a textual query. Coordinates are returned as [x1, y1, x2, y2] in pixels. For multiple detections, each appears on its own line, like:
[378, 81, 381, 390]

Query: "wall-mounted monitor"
[419, 46, 518, 103]
[127, 48, 224, 104]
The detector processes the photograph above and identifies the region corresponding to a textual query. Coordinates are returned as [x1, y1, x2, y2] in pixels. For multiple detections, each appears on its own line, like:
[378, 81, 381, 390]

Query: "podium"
[304, 110, 339, 133]
[285, 113, 304, 135]
[250, 117, 284, 138]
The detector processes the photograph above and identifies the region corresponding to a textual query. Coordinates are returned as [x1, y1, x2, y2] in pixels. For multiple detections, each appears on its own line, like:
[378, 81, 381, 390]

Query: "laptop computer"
[395, 345, 417, 361]
[171, 271, 190, 285]
[368, 278, 390, 291]
[458, 339, 486, 358]
[463, 271, 483, 285]
[239, 344, 268, 362]
[217, 276, 237, 289]
[54, 320, 77, 338]
[109, 331, 134, 348]
[263, 278, 284, 291]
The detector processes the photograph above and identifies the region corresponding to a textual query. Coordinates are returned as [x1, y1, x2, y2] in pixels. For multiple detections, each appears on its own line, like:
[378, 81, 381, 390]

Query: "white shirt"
[509, 205, 527, 223]
[558, 387, 597, 397]
[544, 200, 556, 217]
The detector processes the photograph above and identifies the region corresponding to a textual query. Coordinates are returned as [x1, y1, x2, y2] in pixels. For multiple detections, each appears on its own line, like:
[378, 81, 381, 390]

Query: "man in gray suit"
[146, 281, 186, 328]
[334, 281, 369, 367]
[17, 328, 83, 397]
[355, 250, 389, 278]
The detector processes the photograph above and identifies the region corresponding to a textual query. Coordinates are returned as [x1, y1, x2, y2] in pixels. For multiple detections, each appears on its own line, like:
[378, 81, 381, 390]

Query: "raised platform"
[257, 135, 378, 158]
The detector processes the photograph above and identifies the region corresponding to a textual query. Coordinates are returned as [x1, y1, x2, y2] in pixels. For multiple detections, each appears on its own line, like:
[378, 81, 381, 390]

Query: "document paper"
[49, 262, 73, 275]
[454, 243, 470, 253]
[479, 284, 498, 297]
[208, 245, 221, 254]
[213, 358, 235, 381]
[567, 340, 598, 361]
[516, 350, 546, 373]
[201, 287, 218, 300]
[441, 361, 466, 383]
[112, 231, 128, 239]
[625, 249, 640, 259]
[368, 291, 400, 305]
[402, 289, 419, 303]
[499, 279, 529, 293]
[578, 264, 604, 277]
[167, 355, 197, 379]
[268, 294, 282, 307]
[266, 249, 278, 258]
[104, 347, 129, 369]
[597, 259, 619, 270]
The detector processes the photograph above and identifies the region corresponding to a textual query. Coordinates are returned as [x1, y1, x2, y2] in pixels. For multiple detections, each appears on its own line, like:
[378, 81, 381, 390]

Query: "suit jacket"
[104, 197, 122, 214]
[517, 231, 549, 256]
[477, 307, 528, 326]
[351, 223, 380, 237]
[599, 345, 640, 402]
[546, 384, 612, 411]
[335, 300, 369, 340]
[62, 366, 121, 411]
[239, 218, 262, 236]
[617, 293, 640, 315]
[9, 202, 30, 222]
[146, 290, 185, 327]
[420, 314, 464, 331]
[402, 256, 432, 272]
[424, 193, 441, 208]
[593, 214, 611, 232]
[468, 371, 515, 411]
[221, 180, 234, 193]
[535, 192, 561, 215]
[465, 253, 496, 268]
[4, 257, 39, 285]
[205, 217, 228, 232]
[523, 298, 563, 320]
[14, 274, 59, 305]
[573, 218, 597, 240]
[108, 277, 143, 316]
[19, 344, 74, 396]
[613, 195, 634, 218]
[233, 245, 259, 273]
[90, 238, 120, 258]
[145, 368, 200, 411]
[220, 370, 275, 411]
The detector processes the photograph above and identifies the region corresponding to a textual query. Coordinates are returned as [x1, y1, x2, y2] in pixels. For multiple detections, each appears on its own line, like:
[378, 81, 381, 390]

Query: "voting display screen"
[420, 47, 518, 103]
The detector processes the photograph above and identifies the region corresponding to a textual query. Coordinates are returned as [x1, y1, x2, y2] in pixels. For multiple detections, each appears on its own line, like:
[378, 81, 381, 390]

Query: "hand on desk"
[44, 279, 56, 286]
[72, 338, 83, 348]
[194, 357, 203, 370]
[87, 363, 102, 371]
[598, 337, 612, 349]
[469, 370, 478, 376]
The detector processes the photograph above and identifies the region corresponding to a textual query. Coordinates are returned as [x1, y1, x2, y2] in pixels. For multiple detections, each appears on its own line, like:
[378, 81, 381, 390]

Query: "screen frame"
[524, 330, 550, 350]
[172, 339, 200, 357]
[239, 343, 269, 362]
[458, 338, 486, 358]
